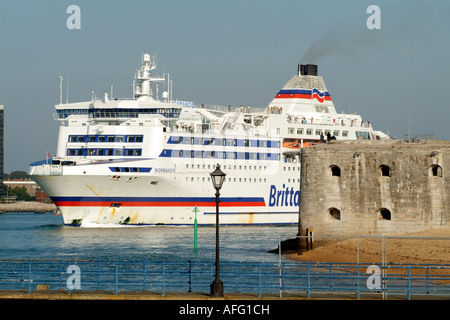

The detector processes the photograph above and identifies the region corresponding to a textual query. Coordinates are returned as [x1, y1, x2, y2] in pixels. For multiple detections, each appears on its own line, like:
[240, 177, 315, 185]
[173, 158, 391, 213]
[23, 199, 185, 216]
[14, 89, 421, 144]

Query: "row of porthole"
[328, 207, 391, 221]
[330, 164, 443, 177]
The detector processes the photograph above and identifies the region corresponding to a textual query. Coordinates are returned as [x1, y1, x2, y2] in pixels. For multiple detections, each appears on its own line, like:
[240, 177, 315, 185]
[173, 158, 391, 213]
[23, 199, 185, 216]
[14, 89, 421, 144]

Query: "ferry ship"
[29, 54, 388, 226]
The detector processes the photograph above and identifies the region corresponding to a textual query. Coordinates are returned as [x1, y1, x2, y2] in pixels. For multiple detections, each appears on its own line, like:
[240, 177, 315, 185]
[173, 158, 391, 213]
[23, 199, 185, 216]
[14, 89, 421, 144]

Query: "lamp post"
[210, 164, 226, 297]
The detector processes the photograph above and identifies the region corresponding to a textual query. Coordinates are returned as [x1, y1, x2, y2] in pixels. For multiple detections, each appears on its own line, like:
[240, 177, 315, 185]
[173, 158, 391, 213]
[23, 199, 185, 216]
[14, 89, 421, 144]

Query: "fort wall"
[299, 140, 450, 237]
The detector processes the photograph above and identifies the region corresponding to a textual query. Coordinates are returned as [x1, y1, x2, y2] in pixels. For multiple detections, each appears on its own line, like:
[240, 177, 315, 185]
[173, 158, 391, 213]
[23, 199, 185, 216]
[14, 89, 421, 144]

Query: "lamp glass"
[210, 164, 226, 189]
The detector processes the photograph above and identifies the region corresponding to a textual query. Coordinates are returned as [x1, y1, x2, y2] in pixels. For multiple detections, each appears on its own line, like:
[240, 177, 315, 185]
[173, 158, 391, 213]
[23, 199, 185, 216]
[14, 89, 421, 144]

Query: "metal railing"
[1, 259, 449, 299]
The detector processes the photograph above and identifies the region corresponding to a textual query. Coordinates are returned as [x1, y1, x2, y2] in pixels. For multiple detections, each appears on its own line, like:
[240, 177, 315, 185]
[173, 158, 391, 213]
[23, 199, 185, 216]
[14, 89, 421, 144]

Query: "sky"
[0, 0, 449, 173]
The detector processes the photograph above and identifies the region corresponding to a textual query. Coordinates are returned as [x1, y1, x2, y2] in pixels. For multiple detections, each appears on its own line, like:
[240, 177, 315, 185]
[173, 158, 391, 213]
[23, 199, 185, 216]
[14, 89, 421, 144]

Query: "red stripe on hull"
[54, 201, 266, 207]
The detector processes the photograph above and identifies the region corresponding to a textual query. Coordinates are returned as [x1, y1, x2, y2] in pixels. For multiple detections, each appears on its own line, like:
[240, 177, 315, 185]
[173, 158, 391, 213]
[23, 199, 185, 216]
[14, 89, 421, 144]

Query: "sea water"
[0, 212, 297, 263]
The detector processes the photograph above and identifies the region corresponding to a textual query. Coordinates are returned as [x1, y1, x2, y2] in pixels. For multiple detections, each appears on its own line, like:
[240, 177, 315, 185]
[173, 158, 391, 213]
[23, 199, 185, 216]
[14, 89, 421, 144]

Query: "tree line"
[2, 170, 33, 201]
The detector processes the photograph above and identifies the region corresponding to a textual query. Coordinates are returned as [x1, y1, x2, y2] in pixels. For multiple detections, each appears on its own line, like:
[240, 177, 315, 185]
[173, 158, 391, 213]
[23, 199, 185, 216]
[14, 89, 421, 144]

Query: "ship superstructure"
[29, 54, 387, 226]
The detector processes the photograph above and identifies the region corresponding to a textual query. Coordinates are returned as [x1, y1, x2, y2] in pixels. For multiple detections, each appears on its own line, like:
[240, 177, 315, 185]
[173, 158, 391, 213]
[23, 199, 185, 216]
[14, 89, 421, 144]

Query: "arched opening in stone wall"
[378, 208, 391, 220]
[328, 207, 341, 220]
[330, 165, 341, 177]
[431, 164, 443, 177]
[380, 164, 391, 177]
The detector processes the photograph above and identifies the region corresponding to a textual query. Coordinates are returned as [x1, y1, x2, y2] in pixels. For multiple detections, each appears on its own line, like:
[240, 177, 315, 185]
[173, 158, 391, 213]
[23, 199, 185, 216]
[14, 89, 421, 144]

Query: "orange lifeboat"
[282, 141, 314, 149]
[282, 141, 301, 149]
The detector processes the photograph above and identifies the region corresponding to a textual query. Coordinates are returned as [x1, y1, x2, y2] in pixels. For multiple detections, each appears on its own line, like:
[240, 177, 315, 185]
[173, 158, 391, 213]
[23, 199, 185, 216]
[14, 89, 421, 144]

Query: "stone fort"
[298, 140, 450, 238]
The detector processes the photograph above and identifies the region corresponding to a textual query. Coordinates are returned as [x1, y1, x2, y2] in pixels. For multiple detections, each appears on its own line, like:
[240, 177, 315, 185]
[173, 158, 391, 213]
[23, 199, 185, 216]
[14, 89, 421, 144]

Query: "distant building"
[3, 179, 52, 203]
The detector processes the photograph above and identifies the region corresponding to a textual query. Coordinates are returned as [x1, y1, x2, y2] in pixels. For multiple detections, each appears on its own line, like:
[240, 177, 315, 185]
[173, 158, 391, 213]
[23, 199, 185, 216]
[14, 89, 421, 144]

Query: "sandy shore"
[0, 201, 57, 213]
[286, 228, 450, 265]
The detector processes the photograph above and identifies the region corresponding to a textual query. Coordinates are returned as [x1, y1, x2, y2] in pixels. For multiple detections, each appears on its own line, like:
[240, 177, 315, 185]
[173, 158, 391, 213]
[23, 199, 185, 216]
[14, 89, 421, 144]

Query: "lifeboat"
[282, 140, 313, 153]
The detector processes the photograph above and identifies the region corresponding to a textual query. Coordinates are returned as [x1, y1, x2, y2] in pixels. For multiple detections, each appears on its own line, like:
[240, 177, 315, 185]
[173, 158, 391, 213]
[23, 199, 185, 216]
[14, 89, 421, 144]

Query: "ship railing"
[1, 259, 450, 299]
[287, 116, 372, 129]
[49, 165, 63, 176]
[29, 164, 63, 176]
[196, 104, 266, 113]
[171, 126, 270, 137]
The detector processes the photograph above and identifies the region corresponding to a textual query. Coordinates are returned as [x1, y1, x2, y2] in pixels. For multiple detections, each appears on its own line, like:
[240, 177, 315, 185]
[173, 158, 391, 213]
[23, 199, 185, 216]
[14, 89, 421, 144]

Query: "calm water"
[0, 212, 297, 263]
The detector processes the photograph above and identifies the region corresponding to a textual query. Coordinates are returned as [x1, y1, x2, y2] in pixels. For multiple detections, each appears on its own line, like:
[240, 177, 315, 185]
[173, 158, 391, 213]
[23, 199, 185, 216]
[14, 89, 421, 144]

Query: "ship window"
[69, 136, 77, 142]
[116, 136, 124, 142]
[333, 130, 339, 136]
[98, 136, 106, 142]
[297, 128, 303, 134]
[342, 131, 348, 137]
[306, 129, 312, 135]
[356, 131, 370, 140]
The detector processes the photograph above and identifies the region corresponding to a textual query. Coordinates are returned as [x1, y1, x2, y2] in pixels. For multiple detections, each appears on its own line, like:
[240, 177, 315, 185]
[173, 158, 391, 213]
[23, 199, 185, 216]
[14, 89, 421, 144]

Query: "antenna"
[59, 75, 63, 104]
[66, 75, 69, 104]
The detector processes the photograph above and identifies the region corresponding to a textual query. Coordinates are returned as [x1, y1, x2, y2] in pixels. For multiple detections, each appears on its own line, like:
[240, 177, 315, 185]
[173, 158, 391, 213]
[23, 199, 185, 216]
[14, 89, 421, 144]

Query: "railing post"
[28, 261, 32, 294]
[357, 265, 360, 299]
[329, 262, 332, 289]
[407, 266, 411, 300]
[59, 259, 63, 290]
[20, 259, 24, 290]
[115, 263, 118, 295]
[307, 265, 311, 298]
[279, 262, 284, 298]
[97, 261, 101, 291]
[162, 263, 166, 297]
[143, 261, 147, 292]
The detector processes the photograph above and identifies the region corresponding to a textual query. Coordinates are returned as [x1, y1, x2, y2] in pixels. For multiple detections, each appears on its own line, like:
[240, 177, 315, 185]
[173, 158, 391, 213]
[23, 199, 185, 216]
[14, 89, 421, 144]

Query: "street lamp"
[210, 163, 226, 297]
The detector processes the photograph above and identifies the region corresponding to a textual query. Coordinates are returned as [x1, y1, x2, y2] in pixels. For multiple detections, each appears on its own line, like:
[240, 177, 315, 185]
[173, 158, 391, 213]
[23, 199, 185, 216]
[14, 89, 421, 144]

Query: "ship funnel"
[298, 64, 318, 76]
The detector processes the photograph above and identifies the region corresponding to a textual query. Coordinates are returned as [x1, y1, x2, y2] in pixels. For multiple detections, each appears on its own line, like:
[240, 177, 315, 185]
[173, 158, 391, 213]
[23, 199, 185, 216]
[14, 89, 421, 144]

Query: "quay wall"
[299, 140, 450, 237]
[0, 201, 57, 212]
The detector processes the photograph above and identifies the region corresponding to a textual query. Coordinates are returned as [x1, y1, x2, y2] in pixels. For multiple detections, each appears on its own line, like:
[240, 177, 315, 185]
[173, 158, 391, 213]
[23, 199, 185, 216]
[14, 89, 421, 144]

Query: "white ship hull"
[29, 55, 388, 227]
[31, 157, 300, 226]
